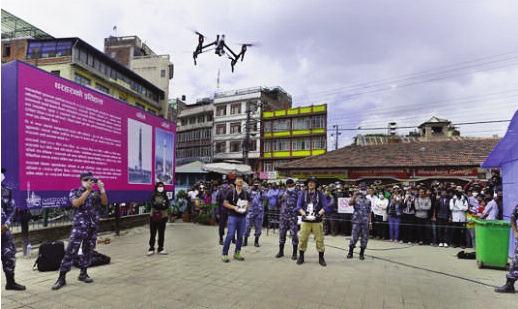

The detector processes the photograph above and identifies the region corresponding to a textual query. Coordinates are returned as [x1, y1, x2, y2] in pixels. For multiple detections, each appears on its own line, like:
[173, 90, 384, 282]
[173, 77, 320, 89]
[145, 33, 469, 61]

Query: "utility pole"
[242, 101, 252, 166]
[331, 125, 341, 150]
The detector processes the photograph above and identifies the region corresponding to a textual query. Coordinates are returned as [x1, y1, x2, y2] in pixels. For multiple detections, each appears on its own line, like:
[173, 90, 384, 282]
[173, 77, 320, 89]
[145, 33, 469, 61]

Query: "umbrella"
[202, 162, 253, 175]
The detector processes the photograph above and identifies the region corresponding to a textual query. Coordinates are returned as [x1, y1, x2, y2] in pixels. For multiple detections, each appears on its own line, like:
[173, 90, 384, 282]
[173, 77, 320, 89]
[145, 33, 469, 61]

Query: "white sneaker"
[444, 243, 449, 248]
[439, 243, 444, 247]
[158, 250, 168, 255]
[147, 250, 154, 256]
[399, 240, 404, 244]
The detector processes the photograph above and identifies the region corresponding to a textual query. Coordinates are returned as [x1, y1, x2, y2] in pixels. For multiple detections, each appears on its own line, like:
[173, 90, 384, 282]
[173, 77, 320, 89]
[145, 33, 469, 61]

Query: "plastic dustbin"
[470, 218, 511, 269]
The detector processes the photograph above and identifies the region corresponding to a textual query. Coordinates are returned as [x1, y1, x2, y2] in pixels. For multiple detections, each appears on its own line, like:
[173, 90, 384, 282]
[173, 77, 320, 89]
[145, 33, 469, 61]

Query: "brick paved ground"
[2, 222, 516, 308]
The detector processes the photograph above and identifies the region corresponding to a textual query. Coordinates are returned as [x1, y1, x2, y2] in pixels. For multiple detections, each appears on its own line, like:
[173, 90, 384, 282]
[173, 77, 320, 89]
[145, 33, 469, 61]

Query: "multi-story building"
[212, 86, 292, 173]
[104, 36, 174, 118]
[260, 104, 327, 179]
[176, 98, 214, 165]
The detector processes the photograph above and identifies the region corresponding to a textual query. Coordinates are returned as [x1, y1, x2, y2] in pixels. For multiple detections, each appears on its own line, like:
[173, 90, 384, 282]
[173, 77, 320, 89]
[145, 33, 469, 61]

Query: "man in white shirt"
[449, 188, 468, 248]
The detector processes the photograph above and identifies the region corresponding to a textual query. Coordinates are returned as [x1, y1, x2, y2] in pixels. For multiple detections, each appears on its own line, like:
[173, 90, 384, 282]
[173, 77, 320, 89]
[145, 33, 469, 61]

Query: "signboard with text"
[1, 61, 176, 209]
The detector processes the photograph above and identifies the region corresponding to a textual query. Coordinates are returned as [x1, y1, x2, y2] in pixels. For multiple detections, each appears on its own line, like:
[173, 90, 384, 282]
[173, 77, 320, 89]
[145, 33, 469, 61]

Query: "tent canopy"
[482, 110, 518, 168]
[175, 161, 207, 174]
[202, 162, 253, 175]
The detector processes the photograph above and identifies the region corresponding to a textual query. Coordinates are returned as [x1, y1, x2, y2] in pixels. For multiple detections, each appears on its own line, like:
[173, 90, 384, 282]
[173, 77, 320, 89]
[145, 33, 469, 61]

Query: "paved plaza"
[2, 222, 516, 309]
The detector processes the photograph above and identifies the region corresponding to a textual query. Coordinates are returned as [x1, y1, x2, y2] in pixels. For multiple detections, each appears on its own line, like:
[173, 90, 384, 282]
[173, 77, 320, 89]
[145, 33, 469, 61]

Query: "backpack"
[33, 241, 65, 272]
[73, 250, 111, 268]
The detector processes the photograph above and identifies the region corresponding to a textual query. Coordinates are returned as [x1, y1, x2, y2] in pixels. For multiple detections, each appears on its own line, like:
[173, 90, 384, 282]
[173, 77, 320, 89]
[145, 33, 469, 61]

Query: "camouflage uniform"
[507, 204, 518, 281]
[59, 187, 102, 273]
[1, 185, 16, 276]
[279, 189, 299, 246]
[245, 189, 264, 238]
[349, 195, 372, 248]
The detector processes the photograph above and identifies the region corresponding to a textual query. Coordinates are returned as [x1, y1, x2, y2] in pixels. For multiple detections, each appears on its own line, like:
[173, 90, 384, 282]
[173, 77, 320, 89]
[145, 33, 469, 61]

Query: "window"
[231, 103, 241, 114]
[273, 139, 290, 151]
[312, 115, 325, 129]
[41, 42, 57, 57]
[86, 52, 94, 67]
[161, 69, 166, 78]
[95, 83, 110, 94]
[119, 95, 127, 102]
[292, 138, 311, 150]
[263, 121, 272, 132]
[264, 141, 271, 152]
[230, 122, 241, 134]
[293, 117, 310, 130]
[74, 73, 91, 86]
[216, 106, 227, 116]
[188, 117, 195, 125]
[51, 70, 60, 76]
[248, 140, 257, 151]
[312, 136, 326, 149]
[207, 114, 213, 121]
[27, 42, 42, 58]
[264, 162, 274, 172]
[215, 142, 226, 153]
[230, 141, 241, 152]
[216, 124, 226, 135]
[197, 115, 205, 123]
[273, 119, 290, 132]
[56, 41, 72, 56]
[3, 44, 11, 57]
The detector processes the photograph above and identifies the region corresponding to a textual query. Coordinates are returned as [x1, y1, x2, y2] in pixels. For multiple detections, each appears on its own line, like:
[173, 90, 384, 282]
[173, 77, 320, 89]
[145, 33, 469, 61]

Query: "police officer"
[244, 180, 265, 247]
[347, 183, 372, 260]
[52, 172, 108, 290]
[276, 179, 300, 260]
[296, 176, 331, 267]
[495, 203, 518, 293]
[1, 168, 26, 291]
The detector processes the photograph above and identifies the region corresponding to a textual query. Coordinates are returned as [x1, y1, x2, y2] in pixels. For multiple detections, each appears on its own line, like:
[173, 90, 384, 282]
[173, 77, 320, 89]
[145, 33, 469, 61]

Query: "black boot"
[5, 273, 26, 291]
[275, 244, 284, 258]
[495, 278, 516, 293]
[359, 247, 366, 260]
[78, 268, 93, 283]
[243, 237, 248, 247]
[296, 250, 305, 265]
[254, 236, 260, 247]
[347, 245, 354, 259]
[219, 236, 224, 245]
[318, 252, 327, 267]
[52, 272, 67, 290]
[232, 237, 236, 244]
[291, 245, 298, 260]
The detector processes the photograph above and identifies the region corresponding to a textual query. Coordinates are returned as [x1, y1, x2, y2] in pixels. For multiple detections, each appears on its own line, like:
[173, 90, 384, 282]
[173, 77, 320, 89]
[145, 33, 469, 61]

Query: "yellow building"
[260, 104, 327, 179]
[19, 37, 164, 115]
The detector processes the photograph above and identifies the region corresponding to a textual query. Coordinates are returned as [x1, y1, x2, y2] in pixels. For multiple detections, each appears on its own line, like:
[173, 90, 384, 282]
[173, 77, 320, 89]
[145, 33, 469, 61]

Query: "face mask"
[157, 187, 164, 193]
[287, 187, 295, 192]
[472, 192, 478, 197]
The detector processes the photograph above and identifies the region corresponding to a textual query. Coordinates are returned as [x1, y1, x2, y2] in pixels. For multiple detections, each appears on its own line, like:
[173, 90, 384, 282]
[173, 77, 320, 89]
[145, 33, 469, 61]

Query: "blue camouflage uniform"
[245, 189, 265, 238]
[59, 187, 102, 272]
[507, 204, 518, 281]
[1, 185, 17, 276]
[279, 188, 299, 246]
[349, 195, 372, 249]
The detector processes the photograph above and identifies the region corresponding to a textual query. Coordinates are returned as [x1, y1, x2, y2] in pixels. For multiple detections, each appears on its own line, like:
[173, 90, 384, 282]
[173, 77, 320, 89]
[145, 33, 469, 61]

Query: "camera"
[91, 178, 98, 183]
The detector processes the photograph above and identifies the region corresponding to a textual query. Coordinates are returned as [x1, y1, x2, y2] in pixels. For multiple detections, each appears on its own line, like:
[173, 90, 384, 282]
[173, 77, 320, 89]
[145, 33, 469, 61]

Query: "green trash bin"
[470, 218, 511, 269]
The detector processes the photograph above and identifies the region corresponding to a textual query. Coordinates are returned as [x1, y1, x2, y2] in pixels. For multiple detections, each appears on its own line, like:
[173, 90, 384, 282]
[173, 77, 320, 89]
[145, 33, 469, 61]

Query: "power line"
[325, 119, 510, 132]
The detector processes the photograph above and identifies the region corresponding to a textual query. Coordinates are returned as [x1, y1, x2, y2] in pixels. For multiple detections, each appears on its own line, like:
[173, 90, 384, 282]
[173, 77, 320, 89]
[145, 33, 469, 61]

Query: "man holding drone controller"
[221, 176, 250, 263]
[52, 172, 108, 290]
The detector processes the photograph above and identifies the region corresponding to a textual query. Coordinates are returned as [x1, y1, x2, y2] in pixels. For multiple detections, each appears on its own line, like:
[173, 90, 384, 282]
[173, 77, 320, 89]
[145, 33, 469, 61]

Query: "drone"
[193, 31, 255, 72]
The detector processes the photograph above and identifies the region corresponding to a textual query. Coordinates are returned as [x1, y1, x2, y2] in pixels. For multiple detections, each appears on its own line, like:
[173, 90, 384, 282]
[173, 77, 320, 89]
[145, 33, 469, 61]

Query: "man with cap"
[1, 168, 26, 291]
[495, 203, 518, 293]
[347, 183, 372, 260]
[295, 176, 331, 266]
[52, 172, 108, 290]
[276, 178, 300, 260]
[244, 180, 265, 247]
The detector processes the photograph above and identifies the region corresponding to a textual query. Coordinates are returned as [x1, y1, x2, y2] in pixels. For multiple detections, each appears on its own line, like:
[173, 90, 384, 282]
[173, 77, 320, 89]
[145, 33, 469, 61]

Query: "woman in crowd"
[388, 187, 402, 242]
[401, 187, 417, 244]
[414, 188, 431, 245]
[147, 182, 170, 256]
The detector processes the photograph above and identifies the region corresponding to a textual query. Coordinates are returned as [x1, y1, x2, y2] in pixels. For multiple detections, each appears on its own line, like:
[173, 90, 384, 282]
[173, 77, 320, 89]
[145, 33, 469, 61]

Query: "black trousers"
[401, 214, 417, 243]
[451, 222, 466, 247]
[415, 217, 429, 243]
[373, 215, 384, 238]
[149, 218, 167, 251]
[436, 218, 451, 244]
[218, 211, 228, 240]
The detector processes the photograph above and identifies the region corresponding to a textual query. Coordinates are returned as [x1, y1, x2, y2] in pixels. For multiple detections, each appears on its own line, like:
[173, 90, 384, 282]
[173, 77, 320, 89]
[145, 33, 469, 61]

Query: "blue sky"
[4, 0, 518, 146]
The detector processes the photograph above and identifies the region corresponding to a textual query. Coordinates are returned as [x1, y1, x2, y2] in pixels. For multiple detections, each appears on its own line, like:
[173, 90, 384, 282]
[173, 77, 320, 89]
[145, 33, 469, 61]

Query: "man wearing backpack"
[1, 168, 26, 291]
[52, 172, 108, 290]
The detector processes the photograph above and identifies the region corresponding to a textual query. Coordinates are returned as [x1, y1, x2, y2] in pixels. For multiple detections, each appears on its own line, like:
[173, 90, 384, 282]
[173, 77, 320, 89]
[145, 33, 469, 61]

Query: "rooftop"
[214, 86, 291, 99]
[1, 9, 53, 40]
[277, 137, 500, 170]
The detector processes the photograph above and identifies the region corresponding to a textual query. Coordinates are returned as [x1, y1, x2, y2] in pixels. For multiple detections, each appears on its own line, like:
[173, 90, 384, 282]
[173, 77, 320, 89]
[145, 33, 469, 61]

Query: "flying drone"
[193, 31, 256, 72]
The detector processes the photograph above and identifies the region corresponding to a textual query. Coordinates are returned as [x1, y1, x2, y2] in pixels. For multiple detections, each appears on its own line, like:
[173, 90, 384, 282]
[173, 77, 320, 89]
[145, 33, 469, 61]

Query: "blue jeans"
[388, 216, 400, 241]
[222, 215, 246, 256]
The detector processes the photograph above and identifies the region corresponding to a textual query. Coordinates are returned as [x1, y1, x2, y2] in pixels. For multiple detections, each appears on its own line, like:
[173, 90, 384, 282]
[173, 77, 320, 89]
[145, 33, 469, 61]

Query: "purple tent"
[482, 109, 518, 256]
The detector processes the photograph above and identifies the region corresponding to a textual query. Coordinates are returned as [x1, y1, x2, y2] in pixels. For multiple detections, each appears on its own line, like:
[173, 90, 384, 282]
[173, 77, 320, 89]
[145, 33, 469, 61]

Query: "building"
[176, 98, 214, 165]
[212, 86, 292, 173]
[277, 137, 499, 184]
[260, 104, 327, 179]
[104, 36, 174, 118]
[1, 9, 53, 63]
